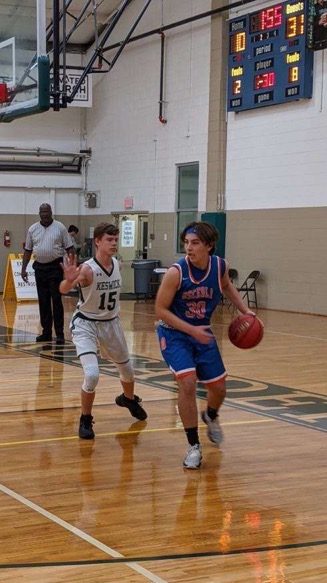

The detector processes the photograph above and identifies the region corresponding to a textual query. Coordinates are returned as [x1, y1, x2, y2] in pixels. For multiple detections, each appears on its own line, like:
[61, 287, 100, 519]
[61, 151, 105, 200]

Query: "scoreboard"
[227, 0, 314, 112]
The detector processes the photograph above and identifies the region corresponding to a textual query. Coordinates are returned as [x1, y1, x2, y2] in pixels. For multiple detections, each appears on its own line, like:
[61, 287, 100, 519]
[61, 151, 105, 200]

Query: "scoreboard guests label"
[227, 0, 314, 111]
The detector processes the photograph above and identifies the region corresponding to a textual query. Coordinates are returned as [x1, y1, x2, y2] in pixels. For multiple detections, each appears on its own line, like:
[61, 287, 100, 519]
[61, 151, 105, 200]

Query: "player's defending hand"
[62, 253, 81, 283]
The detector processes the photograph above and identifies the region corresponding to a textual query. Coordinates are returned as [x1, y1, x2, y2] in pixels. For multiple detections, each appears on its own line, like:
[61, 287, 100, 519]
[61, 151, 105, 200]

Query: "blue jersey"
[170, 255, 226, 326]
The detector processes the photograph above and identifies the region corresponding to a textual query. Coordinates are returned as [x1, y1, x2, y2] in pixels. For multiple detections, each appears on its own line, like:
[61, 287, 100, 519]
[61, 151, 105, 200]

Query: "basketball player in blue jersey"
[155, 221, 255, 469]
[60, 223, 147, 439]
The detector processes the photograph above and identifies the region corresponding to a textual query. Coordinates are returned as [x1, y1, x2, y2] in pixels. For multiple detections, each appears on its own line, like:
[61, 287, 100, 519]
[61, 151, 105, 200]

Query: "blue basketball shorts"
[157, 325, 226, 384]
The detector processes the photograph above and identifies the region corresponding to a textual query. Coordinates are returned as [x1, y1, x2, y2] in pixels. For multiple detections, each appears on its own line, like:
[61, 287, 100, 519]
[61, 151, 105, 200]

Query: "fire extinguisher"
[4, 230, 11, 247]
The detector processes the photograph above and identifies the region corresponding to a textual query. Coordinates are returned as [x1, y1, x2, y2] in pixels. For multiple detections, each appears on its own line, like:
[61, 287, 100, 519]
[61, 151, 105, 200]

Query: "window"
[176, 163, 199, 253]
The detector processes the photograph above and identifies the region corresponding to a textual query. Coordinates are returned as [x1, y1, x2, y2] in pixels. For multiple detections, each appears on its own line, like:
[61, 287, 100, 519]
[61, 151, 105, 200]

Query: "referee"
[21, 203, 75, 344]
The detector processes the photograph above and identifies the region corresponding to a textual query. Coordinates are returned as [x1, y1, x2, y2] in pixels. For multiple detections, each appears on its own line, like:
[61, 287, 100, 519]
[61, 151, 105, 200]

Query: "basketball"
[228, 314, 264, 349]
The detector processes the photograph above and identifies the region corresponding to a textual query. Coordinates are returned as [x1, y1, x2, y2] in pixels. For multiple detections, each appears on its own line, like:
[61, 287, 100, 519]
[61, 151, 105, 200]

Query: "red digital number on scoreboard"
[250, 5, 282, 33]
[254, 72, 276, 90]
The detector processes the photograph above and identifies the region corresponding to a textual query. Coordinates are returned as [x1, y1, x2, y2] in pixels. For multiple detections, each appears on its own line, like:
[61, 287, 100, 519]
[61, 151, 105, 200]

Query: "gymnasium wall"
[0, 1, 326, 315]
[0, 104, 84, 288]
[0, 1, 212, 294]
[86, 0, 212, 214]
[224, 4, 327, 315]
[0, 106, 82, 152]
[226, 50, 327, 210]
[226, 208, 327, 315]
[119, 0, 327, 315]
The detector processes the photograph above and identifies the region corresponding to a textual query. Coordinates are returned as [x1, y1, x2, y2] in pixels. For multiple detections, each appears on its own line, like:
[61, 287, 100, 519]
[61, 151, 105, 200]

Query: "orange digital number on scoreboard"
[288, 66, 299, 82]
[233, 80, 242, 94]
[230, 31, 246, 53]
[286, 14, 304, 38]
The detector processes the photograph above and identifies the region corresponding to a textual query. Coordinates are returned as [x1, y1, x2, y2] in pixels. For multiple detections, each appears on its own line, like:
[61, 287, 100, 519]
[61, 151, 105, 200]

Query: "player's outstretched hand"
[61, 253, 81, 283]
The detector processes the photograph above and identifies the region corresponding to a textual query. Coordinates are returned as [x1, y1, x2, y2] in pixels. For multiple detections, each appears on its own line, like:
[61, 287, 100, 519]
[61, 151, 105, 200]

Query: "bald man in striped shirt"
[21, 203, 74, 344]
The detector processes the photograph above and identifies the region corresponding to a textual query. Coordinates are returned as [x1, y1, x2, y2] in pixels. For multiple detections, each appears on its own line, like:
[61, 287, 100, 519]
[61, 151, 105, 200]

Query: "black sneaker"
[115, 393, 147, 421]
[56, 336, 65, 345]
[36, 334, 52, 342]
[79, 414, 95, 439]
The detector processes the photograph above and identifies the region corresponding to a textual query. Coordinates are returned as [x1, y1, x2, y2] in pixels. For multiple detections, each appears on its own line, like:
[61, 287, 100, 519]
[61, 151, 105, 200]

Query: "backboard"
[0, 0, 49, 122]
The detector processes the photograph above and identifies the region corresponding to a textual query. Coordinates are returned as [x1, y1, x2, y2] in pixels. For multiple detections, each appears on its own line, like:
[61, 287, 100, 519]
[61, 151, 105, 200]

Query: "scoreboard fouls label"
[227, 1, 314, 112]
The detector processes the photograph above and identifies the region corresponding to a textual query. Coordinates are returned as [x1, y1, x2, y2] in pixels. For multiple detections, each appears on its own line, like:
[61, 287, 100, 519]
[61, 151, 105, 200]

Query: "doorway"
[116, 214, 149, 294]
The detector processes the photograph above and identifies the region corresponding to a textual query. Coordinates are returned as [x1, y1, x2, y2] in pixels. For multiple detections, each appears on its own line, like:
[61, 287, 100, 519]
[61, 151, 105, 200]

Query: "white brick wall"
[0, 1, 212, 216]
[226, 31, 327, 210]
[0, 104, 83, 213]
[86, 0, 212, 214]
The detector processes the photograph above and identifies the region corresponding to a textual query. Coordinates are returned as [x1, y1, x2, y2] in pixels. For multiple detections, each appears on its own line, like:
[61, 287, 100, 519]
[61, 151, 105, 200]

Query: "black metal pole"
[46, 0, 75, 41]
[52, 0, 61, 111]
[109, 0, 154, 71]
[61, 0, 67, 107]
[68, 0, 134, 103]
[61, 0, 93, 48]
[159, 32, 166, 124]
[101, 0, 257, 53]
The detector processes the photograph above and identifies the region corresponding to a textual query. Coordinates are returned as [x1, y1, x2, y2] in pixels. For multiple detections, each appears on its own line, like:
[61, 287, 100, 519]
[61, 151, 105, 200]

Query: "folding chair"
[237, 270, 261, 309]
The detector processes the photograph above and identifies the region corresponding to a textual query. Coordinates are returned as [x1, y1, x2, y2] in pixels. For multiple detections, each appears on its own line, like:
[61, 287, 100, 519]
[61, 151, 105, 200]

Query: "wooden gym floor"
[0, 297, 325, 582]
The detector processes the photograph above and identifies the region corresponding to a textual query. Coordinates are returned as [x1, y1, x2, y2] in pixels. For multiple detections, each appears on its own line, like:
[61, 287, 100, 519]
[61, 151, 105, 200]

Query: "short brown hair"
[93, 223, 119, 240]
[180, 221, 219, 255]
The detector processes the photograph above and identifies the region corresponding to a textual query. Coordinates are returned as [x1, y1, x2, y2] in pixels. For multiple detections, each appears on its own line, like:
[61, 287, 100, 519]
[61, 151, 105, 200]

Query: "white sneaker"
[183, 444, 202, 469]
[201, 411, 224, 445]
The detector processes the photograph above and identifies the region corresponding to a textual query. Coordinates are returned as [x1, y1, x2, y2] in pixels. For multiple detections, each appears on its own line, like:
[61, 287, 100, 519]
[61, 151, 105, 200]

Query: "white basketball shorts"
[71, 315, 130, 363]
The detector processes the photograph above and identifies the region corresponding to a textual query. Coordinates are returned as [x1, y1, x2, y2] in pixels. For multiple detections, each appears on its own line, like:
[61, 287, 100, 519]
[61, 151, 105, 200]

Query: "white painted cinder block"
[0, 0, 212, 216]
[86, 0, 212, 215]
[226, 50, 327, 210]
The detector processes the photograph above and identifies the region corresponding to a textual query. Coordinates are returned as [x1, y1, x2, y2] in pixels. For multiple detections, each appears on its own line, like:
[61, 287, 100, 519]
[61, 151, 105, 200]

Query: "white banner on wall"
[121, 221, 135, 248]
[50, 68, 92, 107]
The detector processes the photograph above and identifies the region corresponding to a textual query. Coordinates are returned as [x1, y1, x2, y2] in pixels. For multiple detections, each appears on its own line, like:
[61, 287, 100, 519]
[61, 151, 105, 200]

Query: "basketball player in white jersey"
[60, 223, 147, 439]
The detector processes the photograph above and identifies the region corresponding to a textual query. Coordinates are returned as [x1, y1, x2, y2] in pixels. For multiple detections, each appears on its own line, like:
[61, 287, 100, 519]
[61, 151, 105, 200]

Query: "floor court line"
[3, 321, 327, 345]
[0, 419, 274, 448]
[1, 538, 326, 569]
[121, 307, 327, 342]
[3, 375, 83, 384]
[267, 329, 327, 341]
[0, 483, 168, 583]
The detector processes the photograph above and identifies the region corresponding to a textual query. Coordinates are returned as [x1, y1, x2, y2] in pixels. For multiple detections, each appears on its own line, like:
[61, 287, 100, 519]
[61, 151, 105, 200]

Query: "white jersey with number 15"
[77, 257, 121, 320]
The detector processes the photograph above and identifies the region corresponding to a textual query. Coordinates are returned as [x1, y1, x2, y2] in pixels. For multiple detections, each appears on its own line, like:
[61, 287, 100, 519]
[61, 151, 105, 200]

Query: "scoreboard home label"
[227, 0, 314, 112]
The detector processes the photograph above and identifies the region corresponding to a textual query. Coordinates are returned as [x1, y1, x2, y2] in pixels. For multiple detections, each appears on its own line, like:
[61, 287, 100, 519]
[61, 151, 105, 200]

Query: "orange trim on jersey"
[186, 255, 211, 284]
[217, 256, 223, 294]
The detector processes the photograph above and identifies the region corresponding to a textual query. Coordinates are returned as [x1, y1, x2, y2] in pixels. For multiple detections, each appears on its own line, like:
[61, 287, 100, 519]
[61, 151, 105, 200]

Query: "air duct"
[0, 146, 91, 173]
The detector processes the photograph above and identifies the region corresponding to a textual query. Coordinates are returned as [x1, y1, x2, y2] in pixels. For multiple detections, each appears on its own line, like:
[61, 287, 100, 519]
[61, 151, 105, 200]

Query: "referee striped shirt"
[25, 220, 73, 264]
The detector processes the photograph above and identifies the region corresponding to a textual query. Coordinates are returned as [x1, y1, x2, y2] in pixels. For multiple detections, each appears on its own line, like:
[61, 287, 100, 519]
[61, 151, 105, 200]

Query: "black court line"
[1, 326, 327, 433]
[0, 539, 326, 569]
[0, 398, 174, 415]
